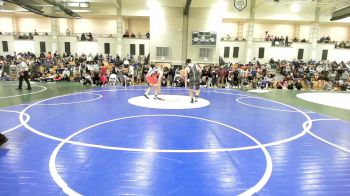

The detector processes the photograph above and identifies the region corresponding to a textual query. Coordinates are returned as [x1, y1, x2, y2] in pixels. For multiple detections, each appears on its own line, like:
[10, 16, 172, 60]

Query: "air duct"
[330, 5, 350, 21]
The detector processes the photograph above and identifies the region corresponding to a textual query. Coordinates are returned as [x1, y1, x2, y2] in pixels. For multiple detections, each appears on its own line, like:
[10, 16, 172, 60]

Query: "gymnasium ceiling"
[0, 0, 349, 23]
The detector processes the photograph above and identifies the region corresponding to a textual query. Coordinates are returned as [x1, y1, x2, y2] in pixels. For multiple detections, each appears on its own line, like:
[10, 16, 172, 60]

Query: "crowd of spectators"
[318, 36, 331, 43]
[265, 31, 291, 46]
[81, 32, 93, 41]
[274, 59, 350, 91]
[16, 30, 48, 40]
[1, 51, 349, 91]
[0, 51, 149, 86]
[264, 31, 310, 46]
[123, 30, 150, 39]
[335, 41, 350, 49]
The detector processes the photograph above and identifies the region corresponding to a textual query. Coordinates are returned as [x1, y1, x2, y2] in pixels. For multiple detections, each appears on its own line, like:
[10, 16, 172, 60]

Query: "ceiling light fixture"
[147, 0, 159, 8]
[0, 9, 15, 12]
[291, 3, 300, 13]
[71, 9, 91, 13]
[216, 0, 227, 9]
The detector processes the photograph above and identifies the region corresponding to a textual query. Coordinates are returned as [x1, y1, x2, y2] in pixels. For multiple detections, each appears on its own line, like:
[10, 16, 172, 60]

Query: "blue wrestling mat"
[0, 86, 349, 195]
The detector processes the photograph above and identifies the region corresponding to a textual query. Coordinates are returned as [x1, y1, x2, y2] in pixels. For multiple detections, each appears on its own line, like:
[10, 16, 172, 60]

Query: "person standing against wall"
[18, 59, 31, 90]
[185, 59, 202, 103]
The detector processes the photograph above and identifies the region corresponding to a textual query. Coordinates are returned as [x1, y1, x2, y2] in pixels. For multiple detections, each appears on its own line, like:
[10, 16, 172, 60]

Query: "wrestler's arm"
[184, 67, 189, 88]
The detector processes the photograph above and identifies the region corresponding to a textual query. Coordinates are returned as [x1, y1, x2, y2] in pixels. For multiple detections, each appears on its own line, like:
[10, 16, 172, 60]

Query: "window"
[199, 48, 213, 58]
[2, 41, 8, 52]
[64, 42, 70, 54]
[139, 44, 145, 55]
[40, 42, 46, 53]
[224, 47, 230, 58]
[130, 44, 136, 55]
[156, 47, 170, 58]
[297, 49, 304, 60]
[258, 47, 264, 58]
[104, 43, 110, 54]
[322, 50, 328, 60]
[233, 47, 239, 58]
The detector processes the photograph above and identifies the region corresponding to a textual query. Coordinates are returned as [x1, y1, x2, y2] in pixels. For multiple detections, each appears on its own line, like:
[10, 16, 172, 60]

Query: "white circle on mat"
[296, 92, 350, 110]
[248, 89, 271, 93]
[128, 95, 210, 109]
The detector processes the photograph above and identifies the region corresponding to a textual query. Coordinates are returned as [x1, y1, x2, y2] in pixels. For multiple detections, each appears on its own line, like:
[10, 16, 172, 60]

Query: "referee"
[18, 59, 31, 90]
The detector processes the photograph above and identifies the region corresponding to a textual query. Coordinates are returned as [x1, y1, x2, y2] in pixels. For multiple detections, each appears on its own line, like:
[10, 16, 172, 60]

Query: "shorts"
[146, 75, 158, 86]
[188, 82, 200, 90]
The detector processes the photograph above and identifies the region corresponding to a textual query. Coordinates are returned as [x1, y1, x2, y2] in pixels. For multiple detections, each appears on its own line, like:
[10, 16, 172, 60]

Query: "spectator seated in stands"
[275, 80, 285, 89]
[131, 33, 136, 38]
[62, 68, 71, 81]
[40, 71, 54, 82]
[123, 30, 130, 38]
[0, 72, 11, 81]
[28, 33, 34, 40]
[295, 79, 302, 90]
[319, 35, 331, 43]
[100, 73, 108, 87]
[18, 33, 29, 40]
[66, 28, 71, 36]
[324, 78, 333, 91]
[53, 73, 62, 81]
[81, 33, 86, 41]
[109, 72, 118, 86]
[34, 29, 39, 36]
[86, 32, 93, 41]
[82, 72, 93, 85]
[146, 31, 150, 38]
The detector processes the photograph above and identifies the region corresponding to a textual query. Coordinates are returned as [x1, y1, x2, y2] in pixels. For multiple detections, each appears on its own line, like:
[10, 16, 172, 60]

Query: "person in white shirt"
[109, 72, 117, 86]
[128, 64, 134, 85]
[18, 59, 31, 90]
[62, 68, 71, 81]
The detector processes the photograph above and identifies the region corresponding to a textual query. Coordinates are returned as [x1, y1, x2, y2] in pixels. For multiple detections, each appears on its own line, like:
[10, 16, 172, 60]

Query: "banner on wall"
[234, 0, 247, 12]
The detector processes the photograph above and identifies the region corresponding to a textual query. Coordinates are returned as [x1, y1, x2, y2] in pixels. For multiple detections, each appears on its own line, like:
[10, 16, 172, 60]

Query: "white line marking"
[20, 92, 103, 106]
[84, 88, 189, 93]
[236, 96, 315, 113]
[213, 90, 250, 96]
[0, 110, 30, 134]
[0, 84, 47, 99]
[17, 88, 314, 195]
[307, 119, 350, 153]
[48, 114, 272, 196]
[128, 95, 210, 109]
[18, 90, 313, 152]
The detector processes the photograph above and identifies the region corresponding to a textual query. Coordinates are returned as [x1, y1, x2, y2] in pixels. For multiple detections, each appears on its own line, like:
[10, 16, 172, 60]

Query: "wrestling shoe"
[195, 95, 199, 102]
[190, 98, 194, 104]
[144, 94, 149, 99]
[154, 95, 164, 100]
[0, 134, 8, 147]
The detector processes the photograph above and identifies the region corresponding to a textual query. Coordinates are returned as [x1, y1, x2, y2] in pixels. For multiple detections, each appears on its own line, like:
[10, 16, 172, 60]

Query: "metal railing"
[220, 37, 246, 42]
